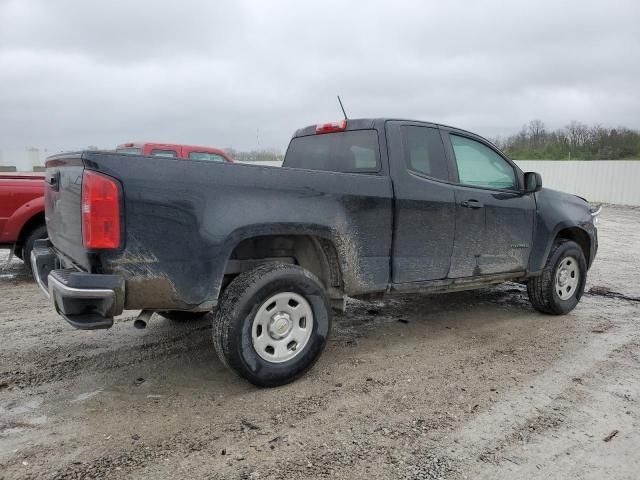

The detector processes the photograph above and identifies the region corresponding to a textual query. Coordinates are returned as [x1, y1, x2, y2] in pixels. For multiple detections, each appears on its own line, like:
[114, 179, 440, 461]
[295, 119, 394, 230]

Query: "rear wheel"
[527, 239, 587, 315]
[212, 263, 331, 387]
[23, 224, 48, 275]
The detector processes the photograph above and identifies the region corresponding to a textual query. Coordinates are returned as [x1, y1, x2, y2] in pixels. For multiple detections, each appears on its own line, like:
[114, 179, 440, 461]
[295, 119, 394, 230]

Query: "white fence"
[9, 159, 637, 206]
[237, 160, 283, 167]
[514, 160, 640, 206]
[242, 159, 640, 206]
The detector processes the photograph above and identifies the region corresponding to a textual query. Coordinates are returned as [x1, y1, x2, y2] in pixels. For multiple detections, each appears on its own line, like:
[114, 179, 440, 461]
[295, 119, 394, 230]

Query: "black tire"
[213, 263, 332, 387]
[527, 239, 587, 315]
[157, 310, 209, 322]
[22, 224, 48, 274]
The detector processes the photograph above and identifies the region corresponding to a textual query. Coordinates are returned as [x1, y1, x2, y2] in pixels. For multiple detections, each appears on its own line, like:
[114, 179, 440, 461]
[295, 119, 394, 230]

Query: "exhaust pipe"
[133, 310, 153, 329]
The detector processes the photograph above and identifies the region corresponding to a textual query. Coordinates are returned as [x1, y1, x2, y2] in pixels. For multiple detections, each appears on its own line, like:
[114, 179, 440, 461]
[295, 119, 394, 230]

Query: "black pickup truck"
[33, 118, 599, 386]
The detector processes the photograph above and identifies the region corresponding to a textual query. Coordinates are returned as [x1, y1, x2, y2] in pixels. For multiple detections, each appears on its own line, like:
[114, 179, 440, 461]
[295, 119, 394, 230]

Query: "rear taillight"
[315, 120, 347, 134]
[81, 170, 121, 249]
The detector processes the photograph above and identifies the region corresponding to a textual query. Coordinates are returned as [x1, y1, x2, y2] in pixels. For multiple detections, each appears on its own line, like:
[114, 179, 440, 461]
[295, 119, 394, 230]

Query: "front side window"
[284, 130, 380, 173]
[451, 135, 517, 190]
[189, 151, 226, 162]
[401, 126, 449, 181]
[151, 149, 177, 158]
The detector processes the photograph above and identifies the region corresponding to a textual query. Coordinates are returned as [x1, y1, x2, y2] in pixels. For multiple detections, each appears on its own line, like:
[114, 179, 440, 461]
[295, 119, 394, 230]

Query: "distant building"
[27, 147, 40, 168]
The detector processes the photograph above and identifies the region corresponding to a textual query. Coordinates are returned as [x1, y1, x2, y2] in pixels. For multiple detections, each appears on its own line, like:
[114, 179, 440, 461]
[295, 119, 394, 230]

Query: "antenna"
[337, 95, 348, 120]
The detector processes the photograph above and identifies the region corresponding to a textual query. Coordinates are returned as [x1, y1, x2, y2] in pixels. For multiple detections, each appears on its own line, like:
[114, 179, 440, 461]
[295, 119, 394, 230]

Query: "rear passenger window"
[401, 126, 449, 181]
[151, 149, 177, 158]
[284, 130, 380, 173]
[189, 152, 226, 162]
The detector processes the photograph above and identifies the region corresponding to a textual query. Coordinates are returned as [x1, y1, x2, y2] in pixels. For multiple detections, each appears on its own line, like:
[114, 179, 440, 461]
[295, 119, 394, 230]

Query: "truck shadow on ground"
[102, 283, 536, 390]
[2, 251, 538, 398]
[0, 278, 556, 440]
[0, 255, 34, 284]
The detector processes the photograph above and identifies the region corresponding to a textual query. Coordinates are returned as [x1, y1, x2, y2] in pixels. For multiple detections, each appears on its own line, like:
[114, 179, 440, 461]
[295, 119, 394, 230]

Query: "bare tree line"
[493, 120, 640, 160]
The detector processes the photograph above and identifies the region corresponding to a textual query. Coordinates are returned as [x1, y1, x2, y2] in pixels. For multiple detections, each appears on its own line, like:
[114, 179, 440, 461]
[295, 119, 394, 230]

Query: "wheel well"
[224, 235, 343, 298]
[556, 227, 590, 262]
[16, 212, 46, 247]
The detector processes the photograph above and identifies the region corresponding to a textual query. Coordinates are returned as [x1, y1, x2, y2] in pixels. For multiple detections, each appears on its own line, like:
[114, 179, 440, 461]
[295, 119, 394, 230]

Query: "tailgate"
[44, 153, 89, 269]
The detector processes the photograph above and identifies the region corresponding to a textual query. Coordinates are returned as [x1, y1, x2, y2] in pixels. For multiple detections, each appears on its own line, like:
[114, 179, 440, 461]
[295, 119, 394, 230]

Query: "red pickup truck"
[116, 142, 233, 162]
[1, 143, 233, 273]
[0, 174, 47, 271]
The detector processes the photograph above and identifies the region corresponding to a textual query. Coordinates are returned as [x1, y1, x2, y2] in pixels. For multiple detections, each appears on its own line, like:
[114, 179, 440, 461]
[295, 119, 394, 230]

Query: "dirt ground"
[1, 205, 639, 480]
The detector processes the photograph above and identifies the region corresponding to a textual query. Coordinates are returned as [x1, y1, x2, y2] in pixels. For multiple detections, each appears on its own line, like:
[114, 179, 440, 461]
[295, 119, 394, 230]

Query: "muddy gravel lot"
[1, 205, 639, 479]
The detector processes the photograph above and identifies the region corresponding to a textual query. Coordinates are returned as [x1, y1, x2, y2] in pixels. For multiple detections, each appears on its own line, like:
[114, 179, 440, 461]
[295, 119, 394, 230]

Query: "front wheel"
[212, 263, 332, 387]
[527, 239, 587, 315]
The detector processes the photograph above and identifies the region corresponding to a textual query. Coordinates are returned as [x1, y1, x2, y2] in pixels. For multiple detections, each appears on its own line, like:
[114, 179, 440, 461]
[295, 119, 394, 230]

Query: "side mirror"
[524, 171, 542, 193]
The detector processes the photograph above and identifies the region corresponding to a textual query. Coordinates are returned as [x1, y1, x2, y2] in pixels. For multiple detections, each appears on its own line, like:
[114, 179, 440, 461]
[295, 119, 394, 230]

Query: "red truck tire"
[21, 224, 48, 273]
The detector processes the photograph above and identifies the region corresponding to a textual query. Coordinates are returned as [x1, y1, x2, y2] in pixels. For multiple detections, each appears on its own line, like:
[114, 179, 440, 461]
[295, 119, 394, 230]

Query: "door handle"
[461, 199, 484, 209]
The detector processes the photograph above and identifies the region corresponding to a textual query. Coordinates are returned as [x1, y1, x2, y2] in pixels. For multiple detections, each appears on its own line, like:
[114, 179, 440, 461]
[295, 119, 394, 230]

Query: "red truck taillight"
[81, 170, 121, 249]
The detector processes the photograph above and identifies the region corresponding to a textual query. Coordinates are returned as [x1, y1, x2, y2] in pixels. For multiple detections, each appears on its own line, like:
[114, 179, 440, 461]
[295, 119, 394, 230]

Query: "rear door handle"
[461, 199, 484, 209]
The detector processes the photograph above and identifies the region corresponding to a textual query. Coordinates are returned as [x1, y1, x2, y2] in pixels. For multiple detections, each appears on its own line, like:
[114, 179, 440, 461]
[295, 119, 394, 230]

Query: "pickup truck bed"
[40, 151, 392, 309]
[34, 118, 599, 386]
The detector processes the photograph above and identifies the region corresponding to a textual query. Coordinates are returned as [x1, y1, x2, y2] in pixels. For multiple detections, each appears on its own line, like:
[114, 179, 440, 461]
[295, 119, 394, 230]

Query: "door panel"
[449, 187, 534, 277]
[387, 122, 456, 283]
[444, 132, 535, 277]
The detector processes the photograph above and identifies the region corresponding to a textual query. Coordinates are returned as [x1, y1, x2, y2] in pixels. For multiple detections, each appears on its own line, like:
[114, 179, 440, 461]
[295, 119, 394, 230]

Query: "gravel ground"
[1, 205, 639, 479]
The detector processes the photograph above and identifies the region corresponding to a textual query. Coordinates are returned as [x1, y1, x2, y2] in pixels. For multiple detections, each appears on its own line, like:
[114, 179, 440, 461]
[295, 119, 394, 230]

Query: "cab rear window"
[151, 149, 177, 158]
[284, 130, 380, 173]
[188, 151, 226, 162]
[116, 148, 142, 155]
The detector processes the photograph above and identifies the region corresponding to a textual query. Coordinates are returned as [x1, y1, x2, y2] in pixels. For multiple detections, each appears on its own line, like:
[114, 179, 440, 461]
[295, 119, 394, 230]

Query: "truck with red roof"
[116, 143, 233, 163]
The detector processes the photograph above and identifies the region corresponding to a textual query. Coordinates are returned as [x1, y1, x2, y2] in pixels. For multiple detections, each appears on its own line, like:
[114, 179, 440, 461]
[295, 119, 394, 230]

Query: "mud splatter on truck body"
[39, 117, 597, 328]
[45, 148, 394, 311]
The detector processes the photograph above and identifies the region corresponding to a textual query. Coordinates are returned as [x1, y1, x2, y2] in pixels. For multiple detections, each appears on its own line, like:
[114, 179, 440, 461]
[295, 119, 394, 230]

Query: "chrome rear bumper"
[31, 240, 124, 329]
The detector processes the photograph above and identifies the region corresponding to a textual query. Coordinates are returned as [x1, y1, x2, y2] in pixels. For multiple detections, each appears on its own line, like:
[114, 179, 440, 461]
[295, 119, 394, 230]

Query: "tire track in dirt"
[0, 319, 213, 389]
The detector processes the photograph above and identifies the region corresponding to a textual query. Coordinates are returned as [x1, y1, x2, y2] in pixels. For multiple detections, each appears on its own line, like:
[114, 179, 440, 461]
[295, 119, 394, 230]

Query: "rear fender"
[1, 196, 45, 244]
[217, 222, 359, 295]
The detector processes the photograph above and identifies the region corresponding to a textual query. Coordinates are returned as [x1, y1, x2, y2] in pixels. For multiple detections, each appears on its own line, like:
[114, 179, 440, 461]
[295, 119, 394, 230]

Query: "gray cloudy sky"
[1, 0, 639, 166]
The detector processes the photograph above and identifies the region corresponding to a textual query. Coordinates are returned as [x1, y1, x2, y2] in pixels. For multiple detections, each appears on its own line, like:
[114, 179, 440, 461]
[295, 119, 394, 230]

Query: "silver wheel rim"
[555, 256, 580, 300]
[251, 292, 314, 363]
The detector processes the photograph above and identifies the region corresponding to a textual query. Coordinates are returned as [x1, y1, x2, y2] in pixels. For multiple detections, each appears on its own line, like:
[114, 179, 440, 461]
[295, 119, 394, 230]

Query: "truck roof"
[292, 117, 481, 139]
[291, 118, 499, 151]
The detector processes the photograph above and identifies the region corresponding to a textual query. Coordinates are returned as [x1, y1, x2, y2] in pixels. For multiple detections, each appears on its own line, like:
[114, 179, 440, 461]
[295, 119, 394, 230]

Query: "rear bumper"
[31, 240, 125, 329]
